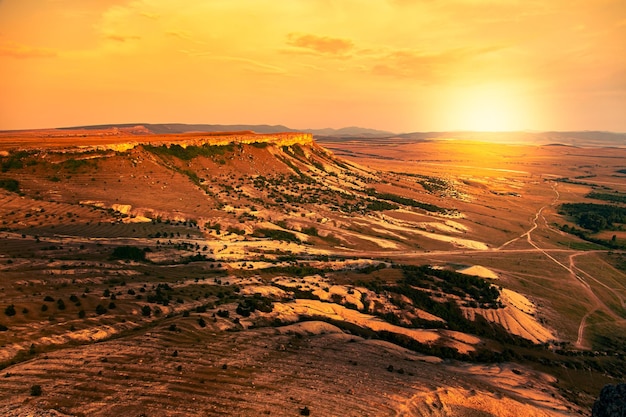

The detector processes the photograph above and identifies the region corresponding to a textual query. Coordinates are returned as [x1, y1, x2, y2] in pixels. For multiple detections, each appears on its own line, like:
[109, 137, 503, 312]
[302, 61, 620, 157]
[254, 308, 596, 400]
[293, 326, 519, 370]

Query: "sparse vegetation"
[0, 129, 624, 414]
[0, 179, 19, 193]
[111, 246, 147, 261]
[30, 384, 42, 396]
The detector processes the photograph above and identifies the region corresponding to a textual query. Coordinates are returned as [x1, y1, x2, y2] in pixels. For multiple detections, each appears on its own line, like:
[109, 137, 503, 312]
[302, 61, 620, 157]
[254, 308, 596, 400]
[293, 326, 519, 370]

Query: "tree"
[578, 212, 608, 232]
[141, 305, 151, 317]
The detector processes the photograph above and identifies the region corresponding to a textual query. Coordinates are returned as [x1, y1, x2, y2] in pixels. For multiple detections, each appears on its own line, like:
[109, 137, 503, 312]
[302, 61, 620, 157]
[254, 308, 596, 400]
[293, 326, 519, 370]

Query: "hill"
[1, 128, 625, 415]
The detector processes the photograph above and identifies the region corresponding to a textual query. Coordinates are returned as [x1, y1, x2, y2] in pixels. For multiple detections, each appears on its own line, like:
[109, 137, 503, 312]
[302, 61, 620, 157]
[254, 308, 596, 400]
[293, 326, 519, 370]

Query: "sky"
[1, 0, 625, 133]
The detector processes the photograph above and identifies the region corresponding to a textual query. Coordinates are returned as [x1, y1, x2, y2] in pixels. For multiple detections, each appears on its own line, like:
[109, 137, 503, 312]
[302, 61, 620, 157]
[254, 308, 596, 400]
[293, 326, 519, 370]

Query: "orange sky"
[1, 0, 625, 132]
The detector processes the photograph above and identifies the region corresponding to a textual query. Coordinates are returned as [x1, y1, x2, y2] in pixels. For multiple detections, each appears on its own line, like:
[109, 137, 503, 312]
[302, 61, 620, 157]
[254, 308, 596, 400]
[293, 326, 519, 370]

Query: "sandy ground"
[463, 288, 555, 344]
[271, 299, 479, 354]
[458, 265, 499, 279]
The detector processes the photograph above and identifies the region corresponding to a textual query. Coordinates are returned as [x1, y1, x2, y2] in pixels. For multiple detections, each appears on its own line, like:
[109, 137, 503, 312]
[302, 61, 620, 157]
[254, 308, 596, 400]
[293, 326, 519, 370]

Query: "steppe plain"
[0, 126, 624, 416]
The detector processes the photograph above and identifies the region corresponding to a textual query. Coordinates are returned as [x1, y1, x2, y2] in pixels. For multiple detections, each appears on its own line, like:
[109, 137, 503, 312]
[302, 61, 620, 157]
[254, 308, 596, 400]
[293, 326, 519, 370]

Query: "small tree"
[141, 305, 151, 317]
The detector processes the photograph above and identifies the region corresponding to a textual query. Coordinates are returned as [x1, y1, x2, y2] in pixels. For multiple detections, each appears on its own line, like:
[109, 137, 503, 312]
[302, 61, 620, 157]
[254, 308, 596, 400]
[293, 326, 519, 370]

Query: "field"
[0, 127, 625, 416]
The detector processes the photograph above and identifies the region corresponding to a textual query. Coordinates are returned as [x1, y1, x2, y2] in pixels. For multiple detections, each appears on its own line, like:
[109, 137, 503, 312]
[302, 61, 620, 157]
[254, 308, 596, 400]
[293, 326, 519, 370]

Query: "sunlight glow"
[447, 86, 530, 131]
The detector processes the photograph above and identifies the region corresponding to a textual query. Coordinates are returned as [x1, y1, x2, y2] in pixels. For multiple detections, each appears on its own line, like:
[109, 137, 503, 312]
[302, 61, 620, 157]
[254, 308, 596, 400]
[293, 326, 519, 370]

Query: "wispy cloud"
[180, 50, 286, 74]
[372, 46, 502, 82]
[166, 30, 205, 45]
[104, 34, 142, 42]
[286, 33, 354, 56]
[0, 42, 57, 59]
[140, 11, 160, 20]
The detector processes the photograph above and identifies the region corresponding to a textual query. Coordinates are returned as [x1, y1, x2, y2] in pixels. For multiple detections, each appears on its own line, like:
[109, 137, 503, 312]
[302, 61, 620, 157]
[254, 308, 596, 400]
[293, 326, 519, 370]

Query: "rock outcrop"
[76, 132, 313, 153]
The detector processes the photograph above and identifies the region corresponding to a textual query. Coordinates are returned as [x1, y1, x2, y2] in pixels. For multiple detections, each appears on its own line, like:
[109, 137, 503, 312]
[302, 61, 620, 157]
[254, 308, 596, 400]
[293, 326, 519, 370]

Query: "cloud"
[179, 50, 286, 74]
[104, 34, 142, 42]
[0, 42, 57, 59]
[286, 33, 354, 55]
[372, 46, 501, 82]
[166, 30, 205, 45]
[140, 11, 160, 20]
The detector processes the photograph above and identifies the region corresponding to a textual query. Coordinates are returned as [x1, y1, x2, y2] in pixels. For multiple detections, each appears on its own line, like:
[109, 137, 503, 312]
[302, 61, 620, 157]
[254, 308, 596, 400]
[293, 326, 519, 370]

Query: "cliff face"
[0, 129, 314, 154]
[78, 132, 314, 153]
[166, 132, 314, 148]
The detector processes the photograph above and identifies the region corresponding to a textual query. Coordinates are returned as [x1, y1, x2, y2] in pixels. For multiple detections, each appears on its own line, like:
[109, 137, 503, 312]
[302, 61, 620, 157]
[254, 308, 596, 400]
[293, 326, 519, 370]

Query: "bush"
[30, 384, 42, 396]
[252, 228, 301, 243]
[95, 305, 107, 315]
[141, 305, 151, 317]
[4, 305, 16, 317]
[0, 179, 19, 193]
[111, 246, 146, 261]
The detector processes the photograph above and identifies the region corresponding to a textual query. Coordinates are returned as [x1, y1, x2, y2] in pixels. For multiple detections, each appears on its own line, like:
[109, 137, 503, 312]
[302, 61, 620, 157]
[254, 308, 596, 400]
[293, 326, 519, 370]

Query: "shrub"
[0, 179, 19, 193]
[4, 305, 16, 317]
[95, 304, 107, 315]
[30, 384, 42, 396]
[111, 246, 146, 261]
[141, 305, 151, 317]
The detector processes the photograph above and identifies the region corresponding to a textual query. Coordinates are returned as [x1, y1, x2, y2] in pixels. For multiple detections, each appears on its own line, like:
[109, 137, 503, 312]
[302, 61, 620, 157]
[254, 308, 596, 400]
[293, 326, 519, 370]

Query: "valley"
[0, 127, 625, 416]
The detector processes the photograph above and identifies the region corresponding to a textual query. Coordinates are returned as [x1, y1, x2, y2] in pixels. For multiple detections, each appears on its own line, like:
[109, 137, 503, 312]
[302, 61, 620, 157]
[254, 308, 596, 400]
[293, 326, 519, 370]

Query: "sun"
[446, 85, 530, 132]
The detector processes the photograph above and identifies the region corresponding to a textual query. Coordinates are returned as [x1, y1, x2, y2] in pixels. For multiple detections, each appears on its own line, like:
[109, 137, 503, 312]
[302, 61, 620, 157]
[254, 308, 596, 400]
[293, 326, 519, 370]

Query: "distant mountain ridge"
[389, 131, 626, 147]
[8, 123, 625, 147]
[55, 123, 395, 138]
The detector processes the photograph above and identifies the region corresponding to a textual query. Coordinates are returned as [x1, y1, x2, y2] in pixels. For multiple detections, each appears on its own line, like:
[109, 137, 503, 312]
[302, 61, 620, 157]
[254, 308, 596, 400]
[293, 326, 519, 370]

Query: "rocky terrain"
[0, 127, 625, 416]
